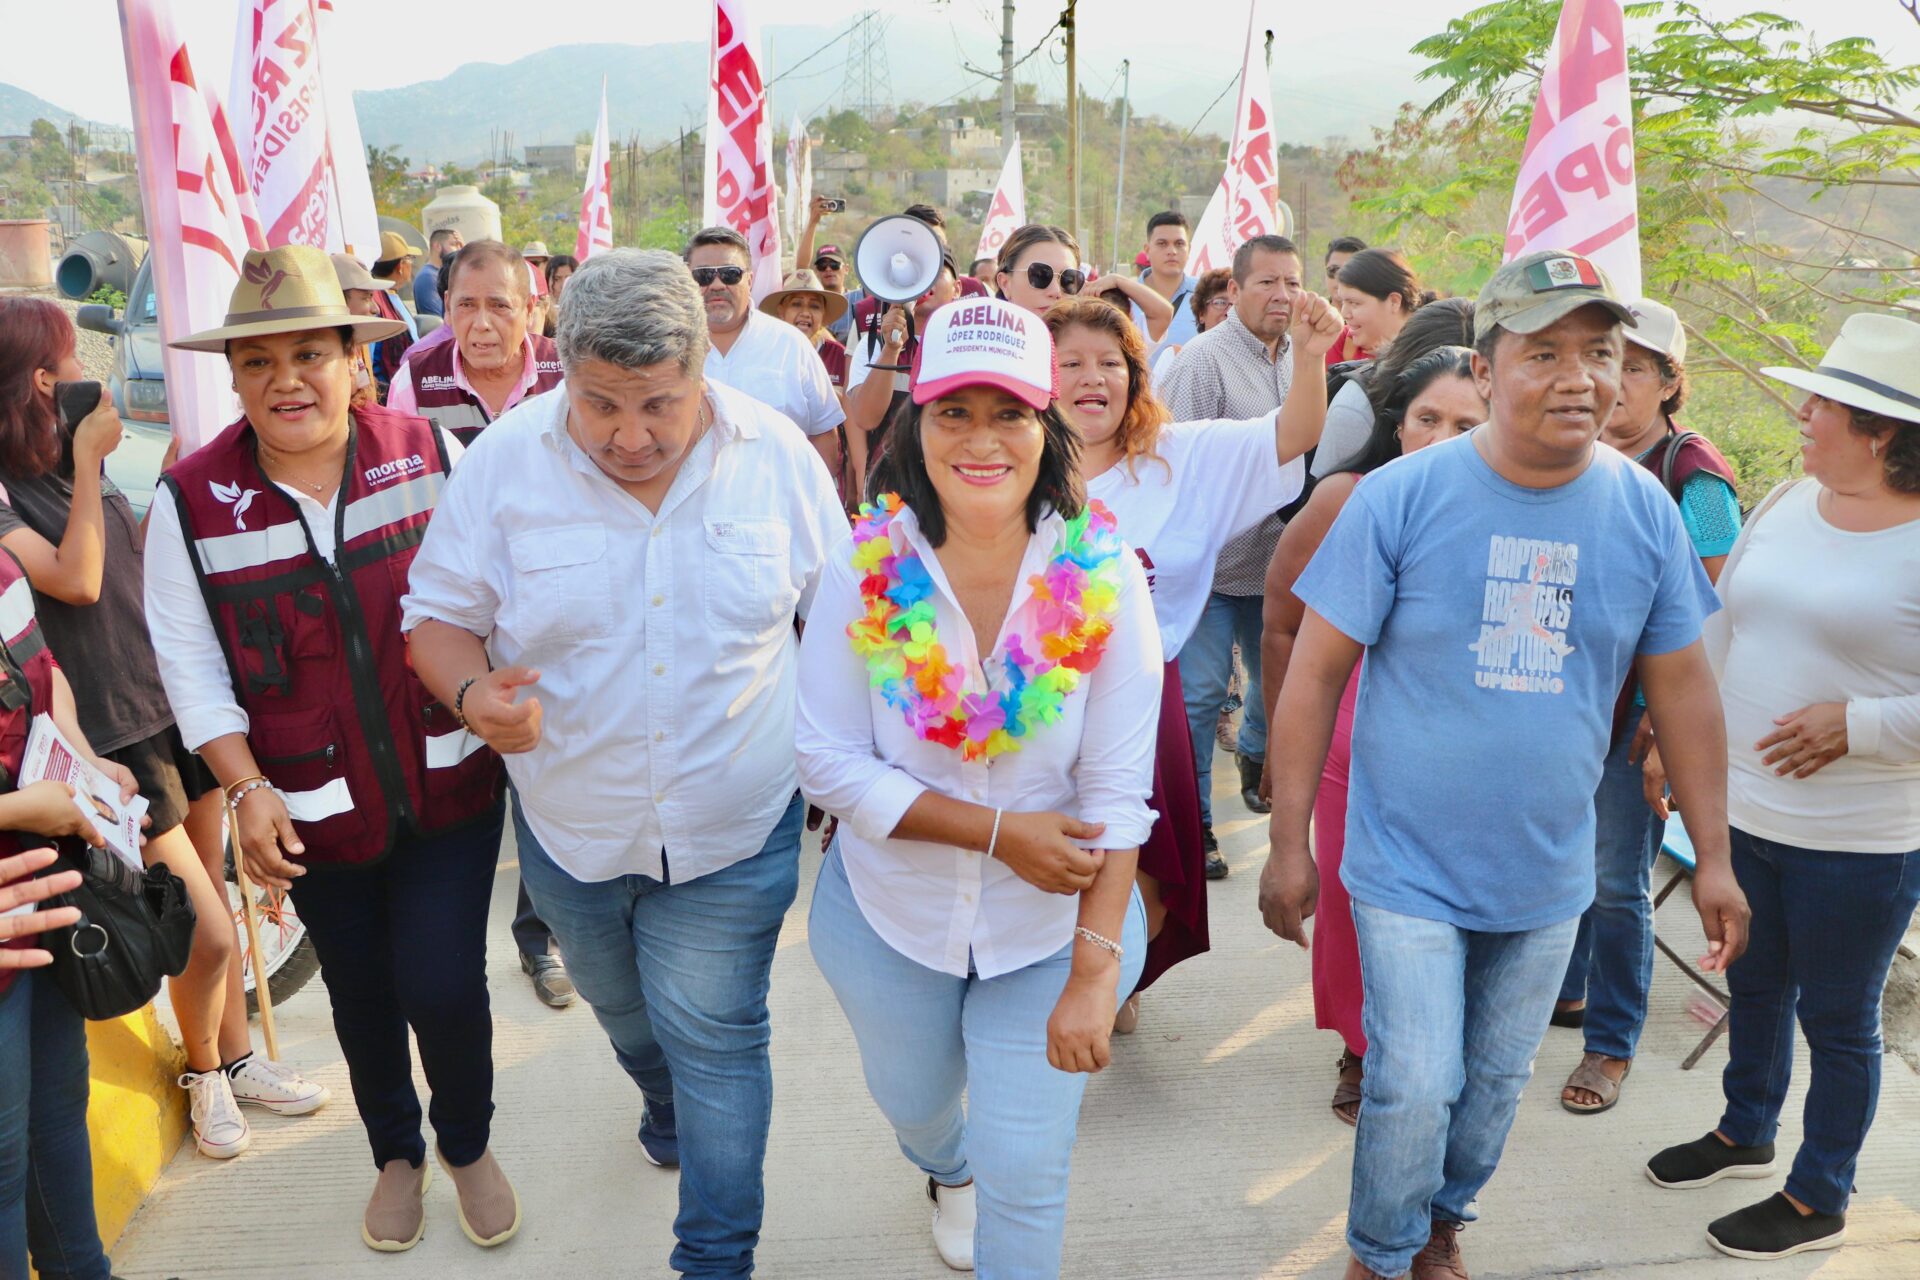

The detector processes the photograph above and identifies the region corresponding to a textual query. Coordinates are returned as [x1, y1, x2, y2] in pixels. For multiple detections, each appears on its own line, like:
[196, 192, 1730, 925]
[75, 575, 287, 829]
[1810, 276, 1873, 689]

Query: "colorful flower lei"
[847, 492, 1125, 762]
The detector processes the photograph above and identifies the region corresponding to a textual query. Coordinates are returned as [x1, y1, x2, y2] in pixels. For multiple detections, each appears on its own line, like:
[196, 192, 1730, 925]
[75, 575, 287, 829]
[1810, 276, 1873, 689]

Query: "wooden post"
[226, 796, 280, 1062]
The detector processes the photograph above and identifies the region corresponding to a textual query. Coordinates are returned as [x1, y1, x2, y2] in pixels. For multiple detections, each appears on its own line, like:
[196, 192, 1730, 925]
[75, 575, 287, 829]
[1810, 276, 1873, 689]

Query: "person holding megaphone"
[843, 215, 963, 496]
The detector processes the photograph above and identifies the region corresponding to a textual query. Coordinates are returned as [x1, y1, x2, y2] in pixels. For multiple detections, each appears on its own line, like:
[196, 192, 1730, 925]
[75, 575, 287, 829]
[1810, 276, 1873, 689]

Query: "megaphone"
[852, 215, 948, 370]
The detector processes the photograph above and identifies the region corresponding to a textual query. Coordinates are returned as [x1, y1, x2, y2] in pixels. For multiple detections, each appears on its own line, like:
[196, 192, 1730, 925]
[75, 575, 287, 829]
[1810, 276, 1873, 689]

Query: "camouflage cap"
[1473, 250, 1637, 344]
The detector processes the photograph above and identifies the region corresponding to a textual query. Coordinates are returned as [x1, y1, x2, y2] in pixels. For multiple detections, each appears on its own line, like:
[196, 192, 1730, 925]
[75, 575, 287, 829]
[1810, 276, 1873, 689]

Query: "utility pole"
[1110, 58, 1130, 270]
[1000, 1, 1016, 159]
[1063, 0, 1078, 250]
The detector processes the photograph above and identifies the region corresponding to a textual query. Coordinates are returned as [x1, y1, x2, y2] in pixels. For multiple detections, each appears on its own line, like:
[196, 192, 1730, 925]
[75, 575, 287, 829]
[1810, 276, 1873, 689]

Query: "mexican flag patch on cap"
[1527, 255, 1602, 292]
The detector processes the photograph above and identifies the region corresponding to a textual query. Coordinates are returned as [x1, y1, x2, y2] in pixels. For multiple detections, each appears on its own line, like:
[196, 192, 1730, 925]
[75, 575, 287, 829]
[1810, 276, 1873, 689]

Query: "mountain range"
[0, 82, 117, 138]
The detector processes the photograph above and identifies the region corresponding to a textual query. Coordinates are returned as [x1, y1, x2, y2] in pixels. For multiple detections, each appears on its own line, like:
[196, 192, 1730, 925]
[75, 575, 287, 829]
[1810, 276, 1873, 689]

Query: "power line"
[1180, 72, 1239, 145]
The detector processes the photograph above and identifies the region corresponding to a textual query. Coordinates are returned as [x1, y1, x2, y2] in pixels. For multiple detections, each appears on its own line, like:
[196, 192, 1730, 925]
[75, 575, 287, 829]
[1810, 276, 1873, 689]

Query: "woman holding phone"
[0, 298, 330, 1164]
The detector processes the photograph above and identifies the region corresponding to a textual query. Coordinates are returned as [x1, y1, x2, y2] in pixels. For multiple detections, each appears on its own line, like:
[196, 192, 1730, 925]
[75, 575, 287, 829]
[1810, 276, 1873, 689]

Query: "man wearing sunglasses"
[811, 245, 855, 345]
[686, 226, 844, 478]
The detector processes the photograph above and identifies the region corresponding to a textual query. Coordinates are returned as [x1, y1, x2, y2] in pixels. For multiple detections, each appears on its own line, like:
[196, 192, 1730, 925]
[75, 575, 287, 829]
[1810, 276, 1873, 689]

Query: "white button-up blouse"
[795, 502, 1164, 978]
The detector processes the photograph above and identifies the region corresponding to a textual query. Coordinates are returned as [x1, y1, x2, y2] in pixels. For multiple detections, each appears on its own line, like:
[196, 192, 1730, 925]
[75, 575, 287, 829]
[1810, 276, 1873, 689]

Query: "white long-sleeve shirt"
[401, 383, 846, 883]
[143, 429, 463, 752]
[1717, 480, 1920, 852]
[795, 502, 1164, 978]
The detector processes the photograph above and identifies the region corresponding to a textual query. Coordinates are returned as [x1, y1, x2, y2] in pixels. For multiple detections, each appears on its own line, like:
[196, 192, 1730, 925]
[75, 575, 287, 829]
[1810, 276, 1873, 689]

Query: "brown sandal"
[1332, 1049, 1364, 1126]
[1561, 1050, 1631, 1115]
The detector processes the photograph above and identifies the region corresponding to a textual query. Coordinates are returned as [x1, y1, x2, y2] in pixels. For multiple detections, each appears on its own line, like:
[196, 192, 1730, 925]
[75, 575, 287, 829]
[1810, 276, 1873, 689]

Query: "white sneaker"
[928, 1177, 976, 1271]
[227, 1054, 331, 1116]
[180, 1069, 251, 1159]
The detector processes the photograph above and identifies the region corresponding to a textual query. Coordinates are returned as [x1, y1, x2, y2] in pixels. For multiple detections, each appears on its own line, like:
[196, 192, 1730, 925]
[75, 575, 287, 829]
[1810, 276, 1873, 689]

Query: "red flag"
[703, 0, 781, 302]
[577, 80, 614, 261]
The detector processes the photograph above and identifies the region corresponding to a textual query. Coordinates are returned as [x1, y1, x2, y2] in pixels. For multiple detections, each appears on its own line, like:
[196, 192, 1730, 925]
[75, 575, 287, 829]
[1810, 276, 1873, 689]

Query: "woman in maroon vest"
[145, 245, 514, 1253]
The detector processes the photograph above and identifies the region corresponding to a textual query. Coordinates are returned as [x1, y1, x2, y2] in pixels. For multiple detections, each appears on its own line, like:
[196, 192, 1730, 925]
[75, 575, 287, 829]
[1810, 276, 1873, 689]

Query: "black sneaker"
[1707, 1193, 1845, 1260]
[1645, 1132, 1776, 1189]
[638, 1100, 679, 1168]
[1203, 825, 1228, 879]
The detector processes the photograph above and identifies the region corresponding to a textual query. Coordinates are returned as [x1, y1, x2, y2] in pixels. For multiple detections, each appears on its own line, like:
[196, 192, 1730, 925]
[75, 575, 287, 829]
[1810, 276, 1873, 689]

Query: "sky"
[4, 0, 1919, 136]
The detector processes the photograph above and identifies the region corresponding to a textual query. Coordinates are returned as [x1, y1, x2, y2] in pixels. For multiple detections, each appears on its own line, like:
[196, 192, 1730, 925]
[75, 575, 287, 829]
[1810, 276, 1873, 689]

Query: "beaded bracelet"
[228, 778, 276, 808]
[1074, 926, 1123, 961]
[453, 676, 481, 729]
[222, 773, 268, 803]
[985, 808, 1004, 860]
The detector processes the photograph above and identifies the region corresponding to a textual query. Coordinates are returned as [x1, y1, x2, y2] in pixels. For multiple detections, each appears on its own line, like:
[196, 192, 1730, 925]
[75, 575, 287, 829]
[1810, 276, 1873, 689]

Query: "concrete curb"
[85, 1006, 187, 1247]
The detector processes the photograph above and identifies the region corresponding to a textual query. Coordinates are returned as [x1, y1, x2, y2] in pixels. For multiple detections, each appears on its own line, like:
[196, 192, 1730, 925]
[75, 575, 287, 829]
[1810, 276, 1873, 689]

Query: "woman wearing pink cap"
[797, 296, 1163, 1275]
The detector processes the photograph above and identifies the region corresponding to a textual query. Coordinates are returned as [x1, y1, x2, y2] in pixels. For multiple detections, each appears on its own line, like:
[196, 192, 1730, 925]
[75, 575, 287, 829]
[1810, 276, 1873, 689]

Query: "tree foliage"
[1339, 0, 1920, 498]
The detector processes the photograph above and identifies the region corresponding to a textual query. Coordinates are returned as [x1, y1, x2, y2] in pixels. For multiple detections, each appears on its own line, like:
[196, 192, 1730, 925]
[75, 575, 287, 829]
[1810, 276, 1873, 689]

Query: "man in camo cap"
[1260, 249, 1749, 1279]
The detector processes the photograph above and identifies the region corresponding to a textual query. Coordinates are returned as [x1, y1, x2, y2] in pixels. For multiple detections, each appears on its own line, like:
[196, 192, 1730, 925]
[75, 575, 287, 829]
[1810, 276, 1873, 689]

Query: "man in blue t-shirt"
[1259, 251, 1751, 1280]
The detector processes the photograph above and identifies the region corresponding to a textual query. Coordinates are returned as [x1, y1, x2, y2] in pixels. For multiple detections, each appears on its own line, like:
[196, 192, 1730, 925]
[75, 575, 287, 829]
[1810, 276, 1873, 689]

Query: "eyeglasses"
[1203, 297, 1232, 311]
[690, 265, 746, 287]
[1026, 263, 1086, 294]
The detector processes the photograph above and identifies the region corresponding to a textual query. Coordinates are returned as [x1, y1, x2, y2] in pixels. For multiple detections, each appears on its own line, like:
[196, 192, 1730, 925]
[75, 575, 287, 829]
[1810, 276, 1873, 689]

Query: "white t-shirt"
[845, 325, 909, 396]
[1086, 416, 1304, 661]
[1719, 481, 1920, 852]
[704, 310, 846, 437]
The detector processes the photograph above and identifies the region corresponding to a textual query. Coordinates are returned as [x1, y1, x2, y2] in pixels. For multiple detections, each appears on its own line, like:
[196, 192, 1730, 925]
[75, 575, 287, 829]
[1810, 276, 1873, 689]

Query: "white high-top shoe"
[928, 1177, 976, 1271]
[180, 1069, 251, 1159]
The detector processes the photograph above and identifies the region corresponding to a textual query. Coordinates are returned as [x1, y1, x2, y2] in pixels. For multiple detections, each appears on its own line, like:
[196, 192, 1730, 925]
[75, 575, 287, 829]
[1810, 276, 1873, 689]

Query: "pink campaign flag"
[118, 0, 268, 455]
[226, 0, 353, 253]
[974, 134, 1025, 266]
[1503, 0, 1642, 297]
[315, 0, 380, 262]
[704, 0, 782, 302]
[576, 80, 614, 261]
[1190, 4, 1281, 276]
[784, 113, 811, 246]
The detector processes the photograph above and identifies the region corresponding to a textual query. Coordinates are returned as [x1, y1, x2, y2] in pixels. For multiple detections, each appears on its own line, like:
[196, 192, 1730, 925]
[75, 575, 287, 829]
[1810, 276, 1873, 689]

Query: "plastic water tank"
[419, 186, 502, 245]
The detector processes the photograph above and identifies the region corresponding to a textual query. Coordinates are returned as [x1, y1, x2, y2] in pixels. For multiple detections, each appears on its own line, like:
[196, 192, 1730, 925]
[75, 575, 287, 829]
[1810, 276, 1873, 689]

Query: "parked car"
[76, 257, 173, 516]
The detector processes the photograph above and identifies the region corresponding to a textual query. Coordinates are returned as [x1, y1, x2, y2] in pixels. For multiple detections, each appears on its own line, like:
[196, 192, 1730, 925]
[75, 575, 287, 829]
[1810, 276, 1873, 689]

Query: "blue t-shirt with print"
[1293, 432, 1719, 932]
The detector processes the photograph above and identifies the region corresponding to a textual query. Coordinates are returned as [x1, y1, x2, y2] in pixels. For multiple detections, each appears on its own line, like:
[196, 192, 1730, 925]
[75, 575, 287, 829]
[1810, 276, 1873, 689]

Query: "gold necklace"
[258, 445, 340, 494]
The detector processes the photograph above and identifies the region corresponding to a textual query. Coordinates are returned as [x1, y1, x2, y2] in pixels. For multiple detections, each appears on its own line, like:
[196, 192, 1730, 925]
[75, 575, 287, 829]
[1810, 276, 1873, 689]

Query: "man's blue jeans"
[1181, 591, 1267, 825]
[1717, 828, 1920, 1216]
[1347, 900, 1578, 1277]
[0, 971, 111, 1280]
[809, 844, 1145, 1279]
[1558, 710, 1667, 1060]
[516, 792, 803, 1278]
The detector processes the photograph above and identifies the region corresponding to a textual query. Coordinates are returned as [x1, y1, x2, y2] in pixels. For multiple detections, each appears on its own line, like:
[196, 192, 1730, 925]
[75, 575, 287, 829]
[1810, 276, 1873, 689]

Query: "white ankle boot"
[928, 1177, 976, 1271]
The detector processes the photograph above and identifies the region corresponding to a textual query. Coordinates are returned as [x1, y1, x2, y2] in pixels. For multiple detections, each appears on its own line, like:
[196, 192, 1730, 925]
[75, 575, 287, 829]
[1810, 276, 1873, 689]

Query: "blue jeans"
[1558, 710, 1666, 1059]
[516, 792, 802, 1279]
[1347, 900, 1578, 1276]
[287, 804, 504, 1170]
[1181, 591, 1267, 825]
[809, 845, 1145, 1279]
[0, 971, 111, 1280]
[1717, 828, 1920, 1215]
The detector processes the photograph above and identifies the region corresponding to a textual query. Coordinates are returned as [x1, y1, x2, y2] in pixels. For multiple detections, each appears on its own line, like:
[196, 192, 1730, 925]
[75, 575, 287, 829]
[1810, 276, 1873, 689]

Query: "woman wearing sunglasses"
[994, 225, 1173, 332]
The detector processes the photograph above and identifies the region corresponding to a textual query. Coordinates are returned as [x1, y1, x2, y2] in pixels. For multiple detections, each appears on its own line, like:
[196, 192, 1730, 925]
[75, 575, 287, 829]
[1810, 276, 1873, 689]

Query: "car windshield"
[134, 275, 158, 323]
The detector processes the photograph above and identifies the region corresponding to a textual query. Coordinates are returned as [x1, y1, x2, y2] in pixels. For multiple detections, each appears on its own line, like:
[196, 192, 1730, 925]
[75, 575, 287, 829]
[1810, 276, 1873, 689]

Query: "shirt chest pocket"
[507, 525, 614, 646]
[702, 518, 796, 634]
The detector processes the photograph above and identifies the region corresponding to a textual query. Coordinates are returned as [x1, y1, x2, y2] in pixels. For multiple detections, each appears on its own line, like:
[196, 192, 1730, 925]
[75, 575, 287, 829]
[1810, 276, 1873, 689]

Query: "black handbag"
[41, 840, 197, 1020]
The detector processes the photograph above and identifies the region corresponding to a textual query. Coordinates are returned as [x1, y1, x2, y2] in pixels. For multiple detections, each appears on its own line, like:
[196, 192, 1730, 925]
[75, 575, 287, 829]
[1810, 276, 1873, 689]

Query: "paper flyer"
[20, 714, 148, 873]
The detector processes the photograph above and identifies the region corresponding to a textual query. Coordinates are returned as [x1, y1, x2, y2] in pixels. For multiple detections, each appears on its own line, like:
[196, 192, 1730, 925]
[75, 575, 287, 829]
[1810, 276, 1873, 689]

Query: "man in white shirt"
[686, 225, 845, 480]
[401, 249, 846, 1278]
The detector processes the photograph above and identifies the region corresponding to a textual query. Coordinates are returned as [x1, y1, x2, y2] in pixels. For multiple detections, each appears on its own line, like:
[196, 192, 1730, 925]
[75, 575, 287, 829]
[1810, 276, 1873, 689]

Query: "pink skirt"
[1312, 666, 1366, 1055]
[1137, 659, 1208, 992]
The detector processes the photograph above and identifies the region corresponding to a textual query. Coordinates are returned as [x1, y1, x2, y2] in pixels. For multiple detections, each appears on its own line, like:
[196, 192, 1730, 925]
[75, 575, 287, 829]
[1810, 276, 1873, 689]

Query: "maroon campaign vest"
[402, 333, 563, 445]
[0, 546, 57, 985]
[1611, 421, 1741, 744]
[163, 406, 501, 867]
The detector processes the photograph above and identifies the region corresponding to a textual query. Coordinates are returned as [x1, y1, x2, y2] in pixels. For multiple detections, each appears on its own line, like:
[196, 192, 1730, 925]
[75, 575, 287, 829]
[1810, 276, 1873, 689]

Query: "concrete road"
[112, 757, 1920, 1279]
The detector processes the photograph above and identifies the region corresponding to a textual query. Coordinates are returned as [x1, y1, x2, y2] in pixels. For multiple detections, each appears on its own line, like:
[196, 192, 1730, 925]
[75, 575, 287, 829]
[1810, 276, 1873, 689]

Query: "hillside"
[0, 83, 114, 138]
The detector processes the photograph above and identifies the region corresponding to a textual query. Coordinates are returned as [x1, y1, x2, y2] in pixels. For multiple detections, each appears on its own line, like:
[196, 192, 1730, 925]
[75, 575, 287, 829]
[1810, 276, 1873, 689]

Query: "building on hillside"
[526, 143, 591, 177]
[914, 166, 1001, 207]
[935, 116, 1002, 165]
[407, 165, 445, 188]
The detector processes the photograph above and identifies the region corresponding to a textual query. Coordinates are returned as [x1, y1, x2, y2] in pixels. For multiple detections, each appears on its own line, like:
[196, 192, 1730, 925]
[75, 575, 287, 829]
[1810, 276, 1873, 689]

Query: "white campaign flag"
[704, 0, 782, 302]
[315, 0, 379, 262]
[118, 0, 266, 454]
[975, 134, 1025, 266]
[226, 0, 353, 252]
[1190, 3, 1281, 276]
[1503, 0, 1641, 296]
[784, 114, 812, 247]
[576, 80, 614, 261]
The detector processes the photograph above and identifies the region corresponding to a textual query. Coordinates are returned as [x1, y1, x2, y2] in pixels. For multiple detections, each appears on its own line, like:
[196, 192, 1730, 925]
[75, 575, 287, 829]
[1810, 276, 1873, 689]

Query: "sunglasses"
[1025, 263, 1086, 294]
[812, 259, 843, 271]
[691, 265, 746, 287]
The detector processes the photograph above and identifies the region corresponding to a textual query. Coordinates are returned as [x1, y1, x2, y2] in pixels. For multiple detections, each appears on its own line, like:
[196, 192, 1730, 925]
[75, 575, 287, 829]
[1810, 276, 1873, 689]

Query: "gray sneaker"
[521, 952, 576, 1008]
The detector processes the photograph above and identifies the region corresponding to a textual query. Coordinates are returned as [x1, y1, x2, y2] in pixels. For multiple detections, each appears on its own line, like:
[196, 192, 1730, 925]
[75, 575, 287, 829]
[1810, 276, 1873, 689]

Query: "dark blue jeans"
[286, 804, 505, 1170]
[1717, 827, 1920, 1215]
[1558, 709, 1667, 1059]
[0, 971, 111, 1280]
[516, 792, 802, 1279]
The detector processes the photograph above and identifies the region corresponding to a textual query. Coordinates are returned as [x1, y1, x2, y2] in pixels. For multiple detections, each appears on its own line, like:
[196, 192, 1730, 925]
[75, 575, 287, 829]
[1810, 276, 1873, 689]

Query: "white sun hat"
[1761, 313, 1920, 425]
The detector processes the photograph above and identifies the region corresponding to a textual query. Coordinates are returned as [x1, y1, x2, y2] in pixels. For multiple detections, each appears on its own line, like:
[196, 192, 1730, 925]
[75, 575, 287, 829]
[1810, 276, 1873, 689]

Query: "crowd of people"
[0, 185, 1915, 1280]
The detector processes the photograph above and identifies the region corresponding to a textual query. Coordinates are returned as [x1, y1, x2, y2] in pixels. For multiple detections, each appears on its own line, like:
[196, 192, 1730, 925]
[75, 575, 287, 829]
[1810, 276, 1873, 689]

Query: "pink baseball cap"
[910, 298, 1057, 411]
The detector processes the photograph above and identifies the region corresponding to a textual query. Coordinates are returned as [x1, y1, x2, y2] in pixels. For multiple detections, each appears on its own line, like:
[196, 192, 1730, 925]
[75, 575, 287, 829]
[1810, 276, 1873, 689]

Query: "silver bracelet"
[985, 808, 1003, 860]
[228, 778, 276, 808]
[1074, 926, 1123, 961]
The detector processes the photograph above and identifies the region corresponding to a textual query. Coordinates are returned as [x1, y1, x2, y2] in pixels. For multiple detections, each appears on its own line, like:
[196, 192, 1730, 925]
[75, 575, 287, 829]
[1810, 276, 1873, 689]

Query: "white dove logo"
[210, 481, 260, 531]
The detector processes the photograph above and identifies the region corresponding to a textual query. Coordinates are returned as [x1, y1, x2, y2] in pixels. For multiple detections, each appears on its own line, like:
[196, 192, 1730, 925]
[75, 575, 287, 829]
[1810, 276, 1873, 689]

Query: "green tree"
[1341, 1, 1920, 499]
[366, 144, 411, 205]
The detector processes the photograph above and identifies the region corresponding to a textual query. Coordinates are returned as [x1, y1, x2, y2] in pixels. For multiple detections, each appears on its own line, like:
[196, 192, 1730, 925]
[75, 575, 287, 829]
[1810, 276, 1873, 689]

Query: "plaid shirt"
[1157, 308, 1294, 595]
